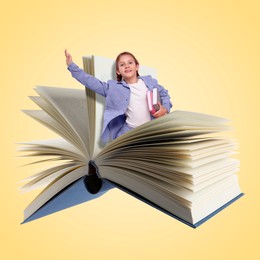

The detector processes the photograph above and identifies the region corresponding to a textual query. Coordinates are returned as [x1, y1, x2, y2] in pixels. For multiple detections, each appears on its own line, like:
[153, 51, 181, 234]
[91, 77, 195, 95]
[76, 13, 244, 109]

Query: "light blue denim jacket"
[68, 62, 172, 142]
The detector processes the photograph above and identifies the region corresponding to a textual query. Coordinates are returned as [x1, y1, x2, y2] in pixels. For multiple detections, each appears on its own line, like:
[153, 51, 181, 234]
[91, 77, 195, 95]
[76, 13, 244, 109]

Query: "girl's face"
[116, 54, 139, 83]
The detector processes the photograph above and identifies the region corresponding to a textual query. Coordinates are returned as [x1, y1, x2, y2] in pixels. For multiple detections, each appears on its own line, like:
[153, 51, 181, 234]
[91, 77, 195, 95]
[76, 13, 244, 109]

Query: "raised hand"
[64, 49, 73, 66]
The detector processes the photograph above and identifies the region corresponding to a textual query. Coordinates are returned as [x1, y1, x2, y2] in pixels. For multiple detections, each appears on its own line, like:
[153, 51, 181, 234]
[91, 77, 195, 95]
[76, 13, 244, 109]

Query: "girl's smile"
[116, 54, 139, 84]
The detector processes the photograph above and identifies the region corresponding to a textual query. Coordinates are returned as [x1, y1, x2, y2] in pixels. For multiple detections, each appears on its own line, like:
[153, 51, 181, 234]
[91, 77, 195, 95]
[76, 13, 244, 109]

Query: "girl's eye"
[120, 64, 124, 67]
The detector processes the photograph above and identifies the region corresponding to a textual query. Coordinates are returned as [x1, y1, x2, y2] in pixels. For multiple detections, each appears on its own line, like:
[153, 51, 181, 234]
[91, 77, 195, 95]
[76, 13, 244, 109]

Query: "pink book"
[147, 88, 160, 114]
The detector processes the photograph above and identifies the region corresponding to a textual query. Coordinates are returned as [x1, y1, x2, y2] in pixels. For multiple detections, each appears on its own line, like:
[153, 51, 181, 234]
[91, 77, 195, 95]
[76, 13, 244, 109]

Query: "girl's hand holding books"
[153, 102, 168, 118]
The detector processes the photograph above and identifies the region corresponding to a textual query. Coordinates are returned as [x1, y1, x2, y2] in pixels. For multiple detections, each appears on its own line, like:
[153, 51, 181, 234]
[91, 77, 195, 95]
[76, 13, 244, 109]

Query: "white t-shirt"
[126, 79, 151, 128]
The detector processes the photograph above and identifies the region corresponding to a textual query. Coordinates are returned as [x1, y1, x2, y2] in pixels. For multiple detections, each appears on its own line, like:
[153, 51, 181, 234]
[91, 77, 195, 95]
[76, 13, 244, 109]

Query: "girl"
[65, 50, 172, 142]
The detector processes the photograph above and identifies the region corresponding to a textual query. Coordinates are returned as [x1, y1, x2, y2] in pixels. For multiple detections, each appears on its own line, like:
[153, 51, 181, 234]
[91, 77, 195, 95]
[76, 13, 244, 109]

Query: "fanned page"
[82, 55, 113, 157]
[23, 86, 91, 157]
[20, 86, 93, 220]
[18, 139, 86, 192]
[95, 110, 242, 225]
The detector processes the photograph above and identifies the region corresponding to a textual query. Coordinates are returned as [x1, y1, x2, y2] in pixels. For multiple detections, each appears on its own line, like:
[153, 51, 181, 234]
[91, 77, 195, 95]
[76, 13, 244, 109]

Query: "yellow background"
[1, 0, 259, 259]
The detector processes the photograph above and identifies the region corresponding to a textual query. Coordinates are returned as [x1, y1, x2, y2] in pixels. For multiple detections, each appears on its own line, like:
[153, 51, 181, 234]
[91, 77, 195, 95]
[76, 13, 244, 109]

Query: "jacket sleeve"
[67, 62, 109, 97]
[157, 83, 173, 113]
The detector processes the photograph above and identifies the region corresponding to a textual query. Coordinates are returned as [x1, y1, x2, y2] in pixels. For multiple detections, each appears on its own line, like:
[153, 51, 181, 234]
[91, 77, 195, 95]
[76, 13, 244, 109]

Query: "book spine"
[147, 90, 156, 114]
[83, 161, 103, 194]
[152, 88, 160, 111]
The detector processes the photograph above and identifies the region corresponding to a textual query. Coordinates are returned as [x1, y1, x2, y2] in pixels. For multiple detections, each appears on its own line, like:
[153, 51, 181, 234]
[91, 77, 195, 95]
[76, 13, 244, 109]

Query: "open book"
[19, 56, 243, 228]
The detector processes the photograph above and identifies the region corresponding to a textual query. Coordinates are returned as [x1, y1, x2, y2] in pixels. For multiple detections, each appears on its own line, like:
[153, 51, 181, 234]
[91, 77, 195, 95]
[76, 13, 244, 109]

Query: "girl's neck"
[124, 77, 139, 84]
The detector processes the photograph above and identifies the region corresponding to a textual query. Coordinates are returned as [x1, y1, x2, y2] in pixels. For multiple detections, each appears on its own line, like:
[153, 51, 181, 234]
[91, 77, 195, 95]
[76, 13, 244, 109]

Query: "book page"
[94, 110, 241, 223]
[30, 86, 91, 157]
[18, 138, 86, 163]
[23, 166, 88, 221]
[84, 56, 115, 157]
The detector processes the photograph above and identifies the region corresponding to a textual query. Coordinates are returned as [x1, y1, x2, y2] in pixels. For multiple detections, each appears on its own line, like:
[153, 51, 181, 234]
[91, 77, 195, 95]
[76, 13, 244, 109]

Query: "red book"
[147, 88, 160, 114]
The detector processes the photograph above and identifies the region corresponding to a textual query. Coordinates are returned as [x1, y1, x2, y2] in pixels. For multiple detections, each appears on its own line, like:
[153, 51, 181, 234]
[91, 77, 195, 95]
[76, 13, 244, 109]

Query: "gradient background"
[1, 0, 259, 259]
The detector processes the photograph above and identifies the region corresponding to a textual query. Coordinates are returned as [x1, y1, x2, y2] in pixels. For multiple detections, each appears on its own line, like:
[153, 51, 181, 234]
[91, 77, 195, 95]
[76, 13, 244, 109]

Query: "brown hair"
[115, 51, 140, 81]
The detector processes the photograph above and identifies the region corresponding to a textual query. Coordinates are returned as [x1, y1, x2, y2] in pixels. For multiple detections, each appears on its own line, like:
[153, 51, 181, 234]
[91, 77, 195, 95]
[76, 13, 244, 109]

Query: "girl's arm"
[65, 50, 109, 97]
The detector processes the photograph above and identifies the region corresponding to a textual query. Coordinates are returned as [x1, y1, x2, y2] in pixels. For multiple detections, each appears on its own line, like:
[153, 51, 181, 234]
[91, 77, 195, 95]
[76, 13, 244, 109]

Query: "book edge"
[105, 179, 244, 228]
[193, 192, 245, 228]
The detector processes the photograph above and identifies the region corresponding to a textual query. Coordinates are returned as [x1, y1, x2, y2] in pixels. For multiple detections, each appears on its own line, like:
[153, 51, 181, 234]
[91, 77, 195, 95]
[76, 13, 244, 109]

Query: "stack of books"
[147, 88, 160, 114]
